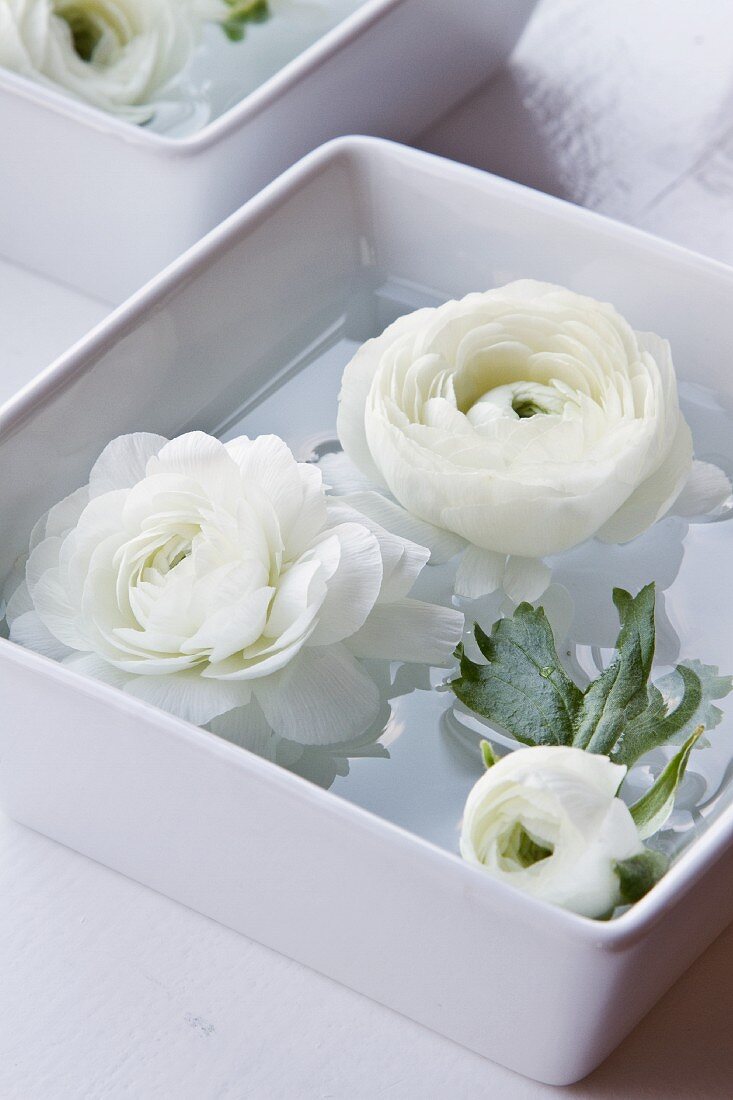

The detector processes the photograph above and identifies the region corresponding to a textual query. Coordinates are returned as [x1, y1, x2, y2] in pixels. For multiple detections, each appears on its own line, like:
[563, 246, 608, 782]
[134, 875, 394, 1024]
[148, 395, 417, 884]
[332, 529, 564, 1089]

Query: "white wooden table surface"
[3, 1, 733, 1096]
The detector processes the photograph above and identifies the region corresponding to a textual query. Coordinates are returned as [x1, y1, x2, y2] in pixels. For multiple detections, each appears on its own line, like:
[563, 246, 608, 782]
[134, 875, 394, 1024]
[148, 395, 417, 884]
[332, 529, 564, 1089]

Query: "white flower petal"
[337, 313, 436, 488]
[326, 500, 429, 603]
[124, 668, 253, 726]
[308, 523, 383, 646]
[503, 556, 552, 605]
[10, 610, 73, 661]
[148, 432, 241, 504]
[672, 459, 731, 518]
[204, 602, 321, 681]
[253, 645, 381, 745]
[26, 536, 63, 597]
[4, 573, 32, 627]
[42, 485, 91, 540]
[208, 699, 278, 756]
[597, 418, 694, 544]
[183, 586, 274, 664]
[339, 491, 465, 564]
[285, 463, 330, 557]
[62, 652, 132, 690]
[27, 566, 87, 650]
[538, 583, 574, 645]
[346, 599, 464, 666]
[318, 450, 379, 495]
[89, 434, 168, 496]
[455, 547, 506, 599]
[264, 559, 324, 640]
[225, 435, 299, 527]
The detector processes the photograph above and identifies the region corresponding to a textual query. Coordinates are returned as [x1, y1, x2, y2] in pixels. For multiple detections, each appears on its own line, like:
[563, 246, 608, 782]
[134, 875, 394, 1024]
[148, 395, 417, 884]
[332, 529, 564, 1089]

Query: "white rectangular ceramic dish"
[0, 256, 109, 411]
[2, 138, 733, 1086]
[0, 0, 535, 304]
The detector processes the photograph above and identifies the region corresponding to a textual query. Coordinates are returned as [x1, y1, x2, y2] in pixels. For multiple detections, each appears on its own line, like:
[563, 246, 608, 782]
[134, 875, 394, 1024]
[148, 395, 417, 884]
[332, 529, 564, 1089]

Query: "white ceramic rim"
[4, 135, 733, 950]
[0, 0, 406, 155]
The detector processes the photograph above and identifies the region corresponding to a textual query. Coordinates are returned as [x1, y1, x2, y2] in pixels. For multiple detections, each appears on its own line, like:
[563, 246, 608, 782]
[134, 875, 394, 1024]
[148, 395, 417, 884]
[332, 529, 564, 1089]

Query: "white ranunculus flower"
[460, 745, 644, 918]
[0, 0, 226, 121]
[5, 431, 463, 744]
[337, 281, 730, 601]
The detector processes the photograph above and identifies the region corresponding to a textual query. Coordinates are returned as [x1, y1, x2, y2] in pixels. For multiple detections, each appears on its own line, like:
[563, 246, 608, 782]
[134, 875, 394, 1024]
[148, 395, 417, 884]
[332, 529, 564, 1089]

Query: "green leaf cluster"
[453, 583, 731, 849]
[222, 0, 270, 42]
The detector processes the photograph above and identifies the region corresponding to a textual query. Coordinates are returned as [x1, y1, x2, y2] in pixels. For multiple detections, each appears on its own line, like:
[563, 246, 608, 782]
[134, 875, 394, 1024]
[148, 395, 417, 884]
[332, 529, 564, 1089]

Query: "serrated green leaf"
[614, 849, 669, 904]
[630, 725, 705, 839]
[573, 585, 656, 754]
[614, 659, 732, 767]
[451, 603, 583, 747]
[661, 659, 732, 743]
[611, 664, 694, 765]
[452, 583, 731, 770]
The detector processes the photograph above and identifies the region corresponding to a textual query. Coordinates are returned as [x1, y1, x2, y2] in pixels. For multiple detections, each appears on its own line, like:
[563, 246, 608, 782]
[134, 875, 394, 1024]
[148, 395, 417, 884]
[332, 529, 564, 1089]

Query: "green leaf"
[451, 583, 732, 767]
[614, 849, 669, 904]
[451, 603, 584, 747]
[658, 659, 732, 744]
[613, 660, 732, 766]
[221, 0, 270, 41]
[223, 22, 245, 41]
[573, 585, 656, 754]
[480, 740, 497, 769]
[630, 725, 705, 839]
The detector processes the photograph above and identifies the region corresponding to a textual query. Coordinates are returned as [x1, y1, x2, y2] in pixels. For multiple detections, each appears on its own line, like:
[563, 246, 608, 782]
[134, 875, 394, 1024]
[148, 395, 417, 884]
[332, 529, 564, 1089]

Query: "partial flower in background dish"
[4, 431, 463, 745]
[0, 0, 250, 121]
[337, 281, 731, 603]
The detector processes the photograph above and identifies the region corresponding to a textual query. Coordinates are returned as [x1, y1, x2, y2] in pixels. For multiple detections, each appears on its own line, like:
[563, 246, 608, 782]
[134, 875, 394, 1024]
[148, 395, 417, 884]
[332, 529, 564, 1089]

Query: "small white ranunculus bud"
[460, 745, 644, 918]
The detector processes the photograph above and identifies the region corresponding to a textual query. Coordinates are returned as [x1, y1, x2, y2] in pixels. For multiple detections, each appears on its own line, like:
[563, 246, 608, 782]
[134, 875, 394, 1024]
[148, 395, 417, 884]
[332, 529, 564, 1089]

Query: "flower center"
[464, 380, 577, 432]
[497, 822, 554, 871]
[55, 1, 129, 62]
[512, 397, 548, 419]
[149, 535, 194, 576]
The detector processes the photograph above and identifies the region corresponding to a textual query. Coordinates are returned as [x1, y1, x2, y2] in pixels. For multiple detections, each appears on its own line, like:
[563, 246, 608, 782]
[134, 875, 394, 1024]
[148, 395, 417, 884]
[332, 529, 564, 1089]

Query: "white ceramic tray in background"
[0, 0, 536, 305]
[2, 138, 733, 1086]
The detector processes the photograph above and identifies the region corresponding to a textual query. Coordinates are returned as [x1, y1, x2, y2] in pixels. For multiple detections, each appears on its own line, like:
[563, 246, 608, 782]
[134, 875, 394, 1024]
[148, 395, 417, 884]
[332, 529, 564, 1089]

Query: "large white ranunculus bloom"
[460, 746, 644, 918]
[0, 0, 225, 121]
[338, 281, 730, 601]
[5, 432, 463, 744]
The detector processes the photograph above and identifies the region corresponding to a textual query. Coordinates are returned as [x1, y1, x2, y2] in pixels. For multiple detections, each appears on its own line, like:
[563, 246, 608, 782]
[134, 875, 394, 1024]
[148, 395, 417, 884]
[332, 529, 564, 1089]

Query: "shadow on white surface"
[424, 0, 733, 266]
[577, 925, 733, 1099]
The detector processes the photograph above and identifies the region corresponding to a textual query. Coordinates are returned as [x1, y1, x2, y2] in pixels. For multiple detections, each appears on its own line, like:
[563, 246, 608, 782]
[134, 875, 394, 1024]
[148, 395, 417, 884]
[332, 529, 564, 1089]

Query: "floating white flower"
[0, 0, 225, 121]
[460, 745, 644, 918]
[337, 281, 730, 602]
[6, 432, 463, 744]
